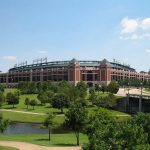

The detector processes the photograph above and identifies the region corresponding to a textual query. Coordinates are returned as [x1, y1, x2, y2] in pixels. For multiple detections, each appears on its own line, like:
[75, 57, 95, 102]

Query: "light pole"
[139, 82, 143, 112]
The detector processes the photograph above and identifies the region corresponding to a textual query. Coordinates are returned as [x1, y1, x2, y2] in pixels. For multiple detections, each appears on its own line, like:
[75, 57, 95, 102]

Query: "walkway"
[0, 141, 81, 150]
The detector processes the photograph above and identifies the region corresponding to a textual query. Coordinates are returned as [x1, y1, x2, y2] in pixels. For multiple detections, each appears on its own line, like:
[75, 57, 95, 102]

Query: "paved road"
[0, 141, 81, 150]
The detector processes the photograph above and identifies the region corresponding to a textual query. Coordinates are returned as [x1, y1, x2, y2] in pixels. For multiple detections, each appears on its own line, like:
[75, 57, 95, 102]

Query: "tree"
[0, 113, 9, 133]
[65, 101, 88, 146]
[101, 84, 107, 93]
[37, 92, 49, 105]
[95, 84, 101, 93]
[29, 99, 37, 110]
[66, 85, 79, 102]
[43, 113, 55, 141]
[84, 109, 149, 150]
[37, 91, 54, 105]
[0, 84, 4, 93]
[107, 81, 119, 94]
[96, 93, 117, 109]
[0, 92, 5, 107]
[24, 97, 30, 109]
[130, 113, 150, 143]
[6, 92, 19, 108]
[89, 89, 97, 105]
[76, 81, 87, 99]
[52, 93, 69, 113]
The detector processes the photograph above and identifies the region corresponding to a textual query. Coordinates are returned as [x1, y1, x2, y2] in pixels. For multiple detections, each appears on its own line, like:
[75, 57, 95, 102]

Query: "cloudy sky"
[0, 0, 150, 72]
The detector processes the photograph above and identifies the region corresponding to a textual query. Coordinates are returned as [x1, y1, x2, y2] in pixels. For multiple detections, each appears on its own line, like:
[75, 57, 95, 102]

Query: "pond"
[4, 122, 48, 134]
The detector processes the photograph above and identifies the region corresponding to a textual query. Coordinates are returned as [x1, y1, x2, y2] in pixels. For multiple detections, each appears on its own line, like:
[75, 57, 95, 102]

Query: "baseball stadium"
[0, 58, 150, 86]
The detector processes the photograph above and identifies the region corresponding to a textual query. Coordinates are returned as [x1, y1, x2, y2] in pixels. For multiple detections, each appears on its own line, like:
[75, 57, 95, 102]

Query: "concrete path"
[0, 109, 46, 115]
[116, 88, 150, 97]
[0, 141, 81, 150]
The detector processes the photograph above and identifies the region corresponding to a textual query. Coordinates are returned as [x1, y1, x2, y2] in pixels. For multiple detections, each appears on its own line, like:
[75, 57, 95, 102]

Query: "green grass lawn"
[0, 110, 65, 125]
[1, 88, 130, 124]
[0, 146, 19, 150]
[2, 88, 67, 114]
[0, 133, 88, 147]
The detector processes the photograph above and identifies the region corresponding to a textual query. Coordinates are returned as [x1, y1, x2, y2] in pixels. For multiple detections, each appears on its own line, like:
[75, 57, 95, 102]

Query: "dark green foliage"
[29, 99, 37, 110]
[107, 81, 119, 94]
[95, 84, 101, 93]
[65, 101, 88, 146]
[0, 113, 9, 133]
[51, 93, 69, 113]
[96, 93, 117, 108]
[89, 88, 97, 105]
[130, 113, 150, 143]
[37, 90, 54, 105]
[101, 84, 107, 93]
[6, 92, 19, 108]
[119, 78, 145, 87]
[66, 85, 80, 102]
[76, 81, 87, 99]
[43, 113, 55, 141]
[24, 98, 30, 109]
[0, 92, 5, 107]
[84, 110, 149, 150]
[0, 84, 4, 93]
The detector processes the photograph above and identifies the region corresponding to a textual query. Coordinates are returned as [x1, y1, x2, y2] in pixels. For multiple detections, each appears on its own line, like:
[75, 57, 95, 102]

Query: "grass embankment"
[1, 88, 130, 123]
[0, 146, 19, 150]
[0, 133, 88, 147]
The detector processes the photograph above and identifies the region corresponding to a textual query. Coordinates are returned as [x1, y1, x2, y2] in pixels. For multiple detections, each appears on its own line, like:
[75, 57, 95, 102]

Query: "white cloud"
[1, 56, 17, 61]
[145, 49, 150, 53]
[120, 33, 150, 40]
[121, 17, 138, 33]
[37, 50, 48, 54]
[141, 18, 150, 30]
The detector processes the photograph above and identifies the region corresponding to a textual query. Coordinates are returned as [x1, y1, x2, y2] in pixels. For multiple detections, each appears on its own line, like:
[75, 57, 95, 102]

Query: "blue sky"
[0, 0, 150, 72]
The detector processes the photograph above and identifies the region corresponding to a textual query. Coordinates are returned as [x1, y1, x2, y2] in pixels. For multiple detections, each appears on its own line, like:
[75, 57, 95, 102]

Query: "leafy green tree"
[37, 92, 49, 105]
[43, 113, 55, 141]
[107, 81, 119, 94]
[37, 82, 43, 93]
[101, 84, 107, 93]
[89, 89, 97, 105]
[6, 92, 19, 108]
[66, 85, 79, 102]
[95, 84, 101, 93]
[130, 113, 150, 143]
[84, 109, 149, 150]
[29, 99, 37, 110]
[0, 92, 5, 107]
[76, 81, 87, 99]
[37, 91, 54, 105]
[0, 84, 4, 93]
[65, 101, 88, 146]
[96, 93, 116, 108]
[0, 113, 9, 133]
[52, 93, 69, 113]
[24, 97, 30, 109]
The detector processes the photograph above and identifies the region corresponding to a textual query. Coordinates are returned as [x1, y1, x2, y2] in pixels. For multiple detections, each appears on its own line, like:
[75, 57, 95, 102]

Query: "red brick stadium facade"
[0, 58, 150, 86]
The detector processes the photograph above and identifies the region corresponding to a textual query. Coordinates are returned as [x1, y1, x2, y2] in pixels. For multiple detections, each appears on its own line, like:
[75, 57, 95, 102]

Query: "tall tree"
[6, 92, 19, 108]
[0, 92, 5, 107]
[0, 84, 4, 93]
[24, 97, 30, 109]
[51, 93, 69, 113]
[107, 81, 119, 94]
[29, 99, 37, 110]
[84, 110, 149, 150]
[76, 81, 87, 99]
[65, 101, 88, 146]
[43, 113, 55, 141]
[0, 113, 9, 133]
